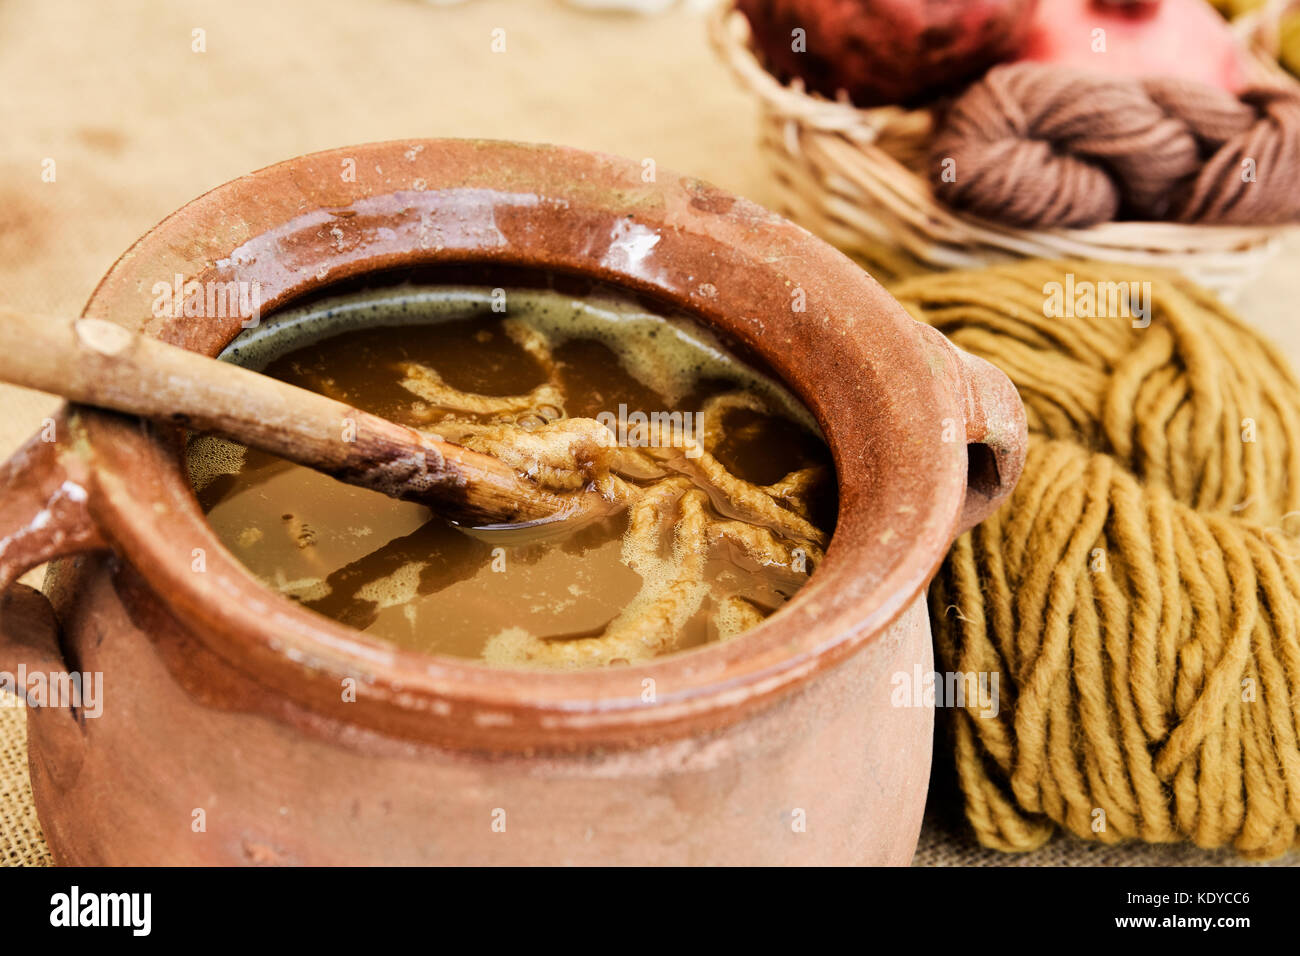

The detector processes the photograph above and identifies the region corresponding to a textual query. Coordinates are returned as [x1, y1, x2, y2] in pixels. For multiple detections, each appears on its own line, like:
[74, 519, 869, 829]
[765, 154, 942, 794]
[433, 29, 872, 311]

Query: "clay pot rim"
[70, 139, 989, 749]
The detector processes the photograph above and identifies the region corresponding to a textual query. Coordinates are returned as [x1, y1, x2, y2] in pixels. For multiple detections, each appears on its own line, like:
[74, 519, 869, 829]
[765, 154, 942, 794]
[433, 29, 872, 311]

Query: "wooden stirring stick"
[0, 309, 582, 529]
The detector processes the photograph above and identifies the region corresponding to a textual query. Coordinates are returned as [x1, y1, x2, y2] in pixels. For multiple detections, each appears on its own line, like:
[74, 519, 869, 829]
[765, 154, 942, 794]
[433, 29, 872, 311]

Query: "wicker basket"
[709, 0, 1300, 297]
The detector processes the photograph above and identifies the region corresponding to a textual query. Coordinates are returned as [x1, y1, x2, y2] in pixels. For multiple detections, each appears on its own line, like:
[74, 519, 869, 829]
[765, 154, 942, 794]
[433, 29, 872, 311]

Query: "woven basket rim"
[709, 0, 1299, 260]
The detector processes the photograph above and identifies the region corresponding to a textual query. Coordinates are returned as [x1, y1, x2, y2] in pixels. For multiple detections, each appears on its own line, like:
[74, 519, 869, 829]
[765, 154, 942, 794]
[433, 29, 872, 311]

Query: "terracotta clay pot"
[0, 140, 1026, 865]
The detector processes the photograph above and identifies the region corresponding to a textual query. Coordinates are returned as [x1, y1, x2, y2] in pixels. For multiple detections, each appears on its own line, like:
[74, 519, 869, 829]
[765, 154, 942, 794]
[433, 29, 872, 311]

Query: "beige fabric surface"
[1, 0, 1298, 866]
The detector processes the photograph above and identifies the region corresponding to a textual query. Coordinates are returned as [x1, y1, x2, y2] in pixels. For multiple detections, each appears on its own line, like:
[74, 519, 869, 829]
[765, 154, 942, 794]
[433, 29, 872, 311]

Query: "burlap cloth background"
[1, 0, 1296, 866]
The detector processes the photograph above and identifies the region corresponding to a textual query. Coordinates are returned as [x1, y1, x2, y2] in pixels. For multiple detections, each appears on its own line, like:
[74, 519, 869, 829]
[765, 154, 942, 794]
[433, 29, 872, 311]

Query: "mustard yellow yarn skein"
[892, 260, 1300, 859]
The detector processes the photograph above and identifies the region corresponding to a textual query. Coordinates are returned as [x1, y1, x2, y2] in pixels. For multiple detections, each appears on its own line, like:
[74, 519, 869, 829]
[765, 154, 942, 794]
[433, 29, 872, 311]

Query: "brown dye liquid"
[190, 290, 836, 669]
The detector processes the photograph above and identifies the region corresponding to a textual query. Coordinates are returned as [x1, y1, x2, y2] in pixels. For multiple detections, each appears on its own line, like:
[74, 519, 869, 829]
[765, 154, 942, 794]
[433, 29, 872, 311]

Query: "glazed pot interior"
[214, 264, 822, 434]
[71, 140, 971, 749]
[195, 269, 835, 655]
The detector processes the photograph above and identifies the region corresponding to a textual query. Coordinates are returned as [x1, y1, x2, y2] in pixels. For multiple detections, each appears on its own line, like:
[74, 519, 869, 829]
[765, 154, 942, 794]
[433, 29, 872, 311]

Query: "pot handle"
[0, 417, 105, 783]
[951, 348, 1028, 535]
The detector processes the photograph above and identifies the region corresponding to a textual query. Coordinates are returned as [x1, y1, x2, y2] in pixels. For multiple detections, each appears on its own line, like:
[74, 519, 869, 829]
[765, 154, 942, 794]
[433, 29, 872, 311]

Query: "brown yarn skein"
[931, 63, 1300, 228]
[893, 260, 1300, 859]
